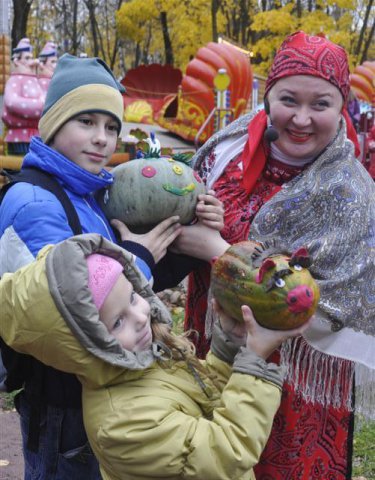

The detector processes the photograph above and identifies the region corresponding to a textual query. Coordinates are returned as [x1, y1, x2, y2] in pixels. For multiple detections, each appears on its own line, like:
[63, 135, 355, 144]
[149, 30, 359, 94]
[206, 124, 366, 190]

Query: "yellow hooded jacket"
[0, 234, 285, 480]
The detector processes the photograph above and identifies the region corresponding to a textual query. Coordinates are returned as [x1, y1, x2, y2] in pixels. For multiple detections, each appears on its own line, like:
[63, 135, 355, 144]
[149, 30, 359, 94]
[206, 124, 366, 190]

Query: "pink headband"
[87, 254, 123, 310]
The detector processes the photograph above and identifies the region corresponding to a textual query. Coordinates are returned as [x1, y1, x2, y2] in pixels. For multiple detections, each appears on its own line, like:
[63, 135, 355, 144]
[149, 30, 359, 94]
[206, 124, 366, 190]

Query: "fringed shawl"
[193, 111, 375, 418]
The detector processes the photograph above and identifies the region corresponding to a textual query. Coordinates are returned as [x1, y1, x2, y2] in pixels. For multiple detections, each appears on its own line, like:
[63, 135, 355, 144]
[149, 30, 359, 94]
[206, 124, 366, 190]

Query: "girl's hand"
[111, 217, 181, 263]
[242, 305, 313, 360]
[195, 190, 224, 231]
[213, 299, 247, 346]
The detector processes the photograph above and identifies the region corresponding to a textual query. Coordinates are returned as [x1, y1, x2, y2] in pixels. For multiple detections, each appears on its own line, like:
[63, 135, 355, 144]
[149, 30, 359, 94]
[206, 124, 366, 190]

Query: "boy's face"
[50, 112, 119, 174]
[99, 274, 153, 352]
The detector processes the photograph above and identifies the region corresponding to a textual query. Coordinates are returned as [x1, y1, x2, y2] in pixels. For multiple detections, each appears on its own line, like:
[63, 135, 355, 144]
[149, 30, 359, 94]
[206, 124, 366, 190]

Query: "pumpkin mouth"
[286, 285, 314, 313]
[162, 183, 196, 196]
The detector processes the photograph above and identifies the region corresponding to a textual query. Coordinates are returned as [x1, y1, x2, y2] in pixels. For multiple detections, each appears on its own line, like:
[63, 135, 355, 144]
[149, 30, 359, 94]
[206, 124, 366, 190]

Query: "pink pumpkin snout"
[286, 285, 314, 313]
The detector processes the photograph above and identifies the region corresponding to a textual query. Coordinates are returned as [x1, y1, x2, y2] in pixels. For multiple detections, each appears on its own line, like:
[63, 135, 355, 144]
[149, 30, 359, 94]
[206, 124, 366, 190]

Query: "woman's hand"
[170, 223, 229, 261]
[195, 190, 224, 231]
[242, 305, 313, 360]
[111, 217, 181, 263]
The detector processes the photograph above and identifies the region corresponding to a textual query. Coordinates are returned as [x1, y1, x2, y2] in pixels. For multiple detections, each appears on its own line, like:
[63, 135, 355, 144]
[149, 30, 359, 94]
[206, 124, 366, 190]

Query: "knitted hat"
[265, 31, 350, 102]
[39, 41, 57, 58]
[87, 254, 124, 310]
[38, 54, 125, 144]
[13, 38, 33, 54]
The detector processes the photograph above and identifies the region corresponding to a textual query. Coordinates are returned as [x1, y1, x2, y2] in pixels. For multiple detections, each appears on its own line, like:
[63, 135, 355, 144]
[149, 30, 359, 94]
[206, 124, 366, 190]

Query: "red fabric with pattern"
[265, 31, 350, 102]
[185, 152, 353, 479]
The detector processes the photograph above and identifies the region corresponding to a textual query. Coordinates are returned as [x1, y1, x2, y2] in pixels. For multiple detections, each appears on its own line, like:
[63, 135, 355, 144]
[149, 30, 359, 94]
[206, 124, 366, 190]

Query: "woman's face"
[267, 75, 343, 160]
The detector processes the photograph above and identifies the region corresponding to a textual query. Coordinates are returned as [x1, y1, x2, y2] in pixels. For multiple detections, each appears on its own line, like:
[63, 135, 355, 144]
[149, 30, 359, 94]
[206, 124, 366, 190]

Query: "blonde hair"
[151, 322, 221, 391]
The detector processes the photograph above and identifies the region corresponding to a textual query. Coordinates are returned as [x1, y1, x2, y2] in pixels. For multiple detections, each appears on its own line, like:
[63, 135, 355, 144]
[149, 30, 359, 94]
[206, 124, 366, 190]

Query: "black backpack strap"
[0, 167, 83, 452]
[1, 167, 82, 235]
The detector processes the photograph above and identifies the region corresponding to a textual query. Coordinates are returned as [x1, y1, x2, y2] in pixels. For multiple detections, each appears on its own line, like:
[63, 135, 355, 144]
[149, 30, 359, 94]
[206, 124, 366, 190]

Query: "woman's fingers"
[196, 194, 224, 231]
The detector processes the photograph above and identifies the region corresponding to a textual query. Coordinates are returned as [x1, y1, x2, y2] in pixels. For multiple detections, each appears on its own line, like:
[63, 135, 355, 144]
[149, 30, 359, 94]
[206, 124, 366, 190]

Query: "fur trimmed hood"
[1, 234, 172, 387]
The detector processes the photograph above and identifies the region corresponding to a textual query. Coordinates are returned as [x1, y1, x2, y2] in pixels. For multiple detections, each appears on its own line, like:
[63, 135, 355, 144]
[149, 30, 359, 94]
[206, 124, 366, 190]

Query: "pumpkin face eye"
[275, 278, 286, 288]
[172, 165, 183, 175]
[293, 264, 303, 271]
[142, 166, 157, 178]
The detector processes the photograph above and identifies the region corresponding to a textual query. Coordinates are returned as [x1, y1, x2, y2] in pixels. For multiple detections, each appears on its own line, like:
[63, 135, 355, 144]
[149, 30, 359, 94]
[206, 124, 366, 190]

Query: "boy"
[0, 54, 226, 479]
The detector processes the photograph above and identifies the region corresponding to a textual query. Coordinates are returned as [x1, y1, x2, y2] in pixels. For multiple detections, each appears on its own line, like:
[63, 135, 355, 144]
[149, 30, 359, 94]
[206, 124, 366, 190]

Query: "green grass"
[0, 390, 18, 410]
[353, 420, 375, 478]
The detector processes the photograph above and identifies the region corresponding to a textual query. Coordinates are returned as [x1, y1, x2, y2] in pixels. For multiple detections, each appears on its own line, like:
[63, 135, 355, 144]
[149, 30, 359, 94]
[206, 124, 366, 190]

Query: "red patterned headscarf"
[265, 31, 350, 102]
[241, 31, 359, 194]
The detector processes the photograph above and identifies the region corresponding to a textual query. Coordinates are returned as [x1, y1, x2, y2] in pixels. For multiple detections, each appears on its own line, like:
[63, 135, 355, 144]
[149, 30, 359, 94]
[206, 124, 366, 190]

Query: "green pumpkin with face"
[98, 154, 206, 232]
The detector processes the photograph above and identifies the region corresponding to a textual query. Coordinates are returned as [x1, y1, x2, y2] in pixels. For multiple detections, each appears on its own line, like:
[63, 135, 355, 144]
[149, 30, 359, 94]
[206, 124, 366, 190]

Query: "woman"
[185, 31, 375, 479]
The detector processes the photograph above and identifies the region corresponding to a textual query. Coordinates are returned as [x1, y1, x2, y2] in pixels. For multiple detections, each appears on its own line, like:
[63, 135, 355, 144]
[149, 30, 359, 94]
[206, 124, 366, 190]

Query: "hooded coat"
[0, 234, 285, 480]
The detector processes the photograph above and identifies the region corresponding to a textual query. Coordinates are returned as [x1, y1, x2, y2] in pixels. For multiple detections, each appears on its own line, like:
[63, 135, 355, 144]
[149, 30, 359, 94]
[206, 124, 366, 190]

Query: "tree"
[9, 0, 374, 78]
[11, 0, 33, 49]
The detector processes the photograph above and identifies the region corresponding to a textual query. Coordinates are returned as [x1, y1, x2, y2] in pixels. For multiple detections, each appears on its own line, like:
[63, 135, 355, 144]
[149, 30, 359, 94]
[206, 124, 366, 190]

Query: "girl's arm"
[96, 350, 283, 480]
[97, 309, 311, 480]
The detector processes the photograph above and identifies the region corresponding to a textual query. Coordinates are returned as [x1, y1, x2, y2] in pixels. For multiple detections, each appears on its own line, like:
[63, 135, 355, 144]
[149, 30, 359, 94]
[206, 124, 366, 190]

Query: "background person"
[185, 31, 375, 479]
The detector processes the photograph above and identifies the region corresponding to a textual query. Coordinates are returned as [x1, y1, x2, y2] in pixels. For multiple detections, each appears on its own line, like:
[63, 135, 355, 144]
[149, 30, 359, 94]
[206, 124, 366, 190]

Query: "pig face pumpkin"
[211, 241, 320, 330]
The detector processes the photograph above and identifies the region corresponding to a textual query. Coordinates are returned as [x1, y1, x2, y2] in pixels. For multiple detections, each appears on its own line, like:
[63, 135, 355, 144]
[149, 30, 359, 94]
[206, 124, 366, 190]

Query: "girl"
[1, 233, 310, 480]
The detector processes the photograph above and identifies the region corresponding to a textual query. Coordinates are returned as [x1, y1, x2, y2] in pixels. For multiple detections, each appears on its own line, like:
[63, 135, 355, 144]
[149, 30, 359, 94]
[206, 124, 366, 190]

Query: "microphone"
[264, 125, 279, 142]
[263, 98, 279, 143]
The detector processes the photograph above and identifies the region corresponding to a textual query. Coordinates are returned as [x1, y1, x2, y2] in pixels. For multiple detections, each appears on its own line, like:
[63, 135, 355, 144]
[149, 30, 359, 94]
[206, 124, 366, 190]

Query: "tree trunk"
[71, 0, 79, 55]
[296, 0, 302, 18]
[360, 16, 375, 63]
[110, 0, 124, 71]
[355, 0, 373, 56]
[11, 0, 33, 50]
[211, 0, 219, 42]
[84, 0, 100, 57]
[160, 11, 174, 65]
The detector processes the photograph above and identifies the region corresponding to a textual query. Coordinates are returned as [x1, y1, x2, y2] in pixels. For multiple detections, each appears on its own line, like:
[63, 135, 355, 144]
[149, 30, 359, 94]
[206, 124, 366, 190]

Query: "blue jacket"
[0, 136, 155, 408]
[0, 136, 151, 279]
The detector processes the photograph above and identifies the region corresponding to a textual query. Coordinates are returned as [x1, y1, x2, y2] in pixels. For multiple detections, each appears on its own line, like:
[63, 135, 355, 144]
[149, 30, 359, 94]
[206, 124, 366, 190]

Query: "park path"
[0, 400, 23, 480]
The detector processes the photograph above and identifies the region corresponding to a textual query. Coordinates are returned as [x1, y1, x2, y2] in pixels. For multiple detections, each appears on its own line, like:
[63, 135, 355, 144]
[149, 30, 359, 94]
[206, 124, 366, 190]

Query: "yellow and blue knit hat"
[39, 54, 125, 144]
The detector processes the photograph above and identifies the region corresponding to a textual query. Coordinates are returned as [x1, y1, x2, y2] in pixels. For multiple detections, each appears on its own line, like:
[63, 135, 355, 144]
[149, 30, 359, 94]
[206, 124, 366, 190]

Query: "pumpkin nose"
[286, 285, 314, 313]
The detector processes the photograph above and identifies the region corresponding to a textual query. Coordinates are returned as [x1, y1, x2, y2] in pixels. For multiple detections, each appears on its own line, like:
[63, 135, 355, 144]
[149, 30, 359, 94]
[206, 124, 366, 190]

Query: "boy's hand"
[195, 190, 224, 231]
[242, 305, 313, 360]
[111, 217, 181, 263]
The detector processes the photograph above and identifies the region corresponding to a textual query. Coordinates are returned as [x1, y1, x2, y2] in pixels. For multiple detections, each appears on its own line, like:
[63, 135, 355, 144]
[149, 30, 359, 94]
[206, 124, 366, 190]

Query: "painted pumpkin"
[211, 241, 320, 330]
[98, 153, 206, 232]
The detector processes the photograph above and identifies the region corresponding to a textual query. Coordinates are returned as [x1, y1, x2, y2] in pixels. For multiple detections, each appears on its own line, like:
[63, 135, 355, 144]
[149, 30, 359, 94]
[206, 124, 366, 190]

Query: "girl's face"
[50, 112, 118, 175]
[99, 274, 153, 352]
[267, 75, 343, 160]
